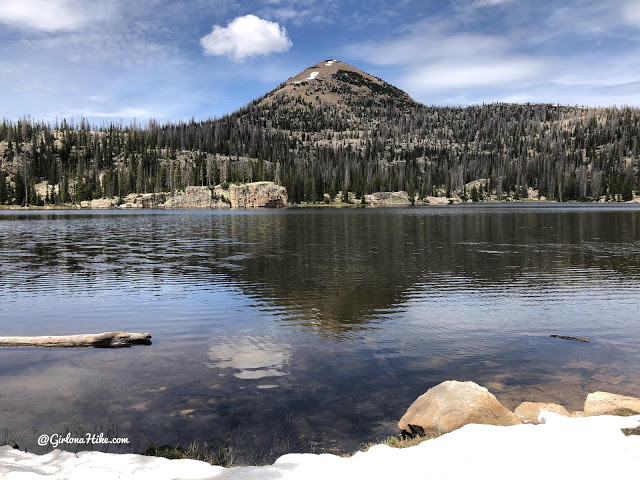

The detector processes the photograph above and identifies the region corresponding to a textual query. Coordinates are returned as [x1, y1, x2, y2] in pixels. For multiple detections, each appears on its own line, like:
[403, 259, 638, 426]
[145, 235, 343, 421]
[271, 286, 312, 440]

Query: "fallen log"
[0, 331, 152, 348]
[550, 334, 590, 343]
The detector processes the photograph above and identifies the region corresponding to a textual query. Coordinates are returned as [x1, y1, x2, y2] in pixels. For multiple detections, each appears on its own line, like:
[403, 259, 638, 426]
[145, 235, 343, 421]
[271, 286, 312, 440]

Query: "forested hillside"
[0, 60, 638, 206]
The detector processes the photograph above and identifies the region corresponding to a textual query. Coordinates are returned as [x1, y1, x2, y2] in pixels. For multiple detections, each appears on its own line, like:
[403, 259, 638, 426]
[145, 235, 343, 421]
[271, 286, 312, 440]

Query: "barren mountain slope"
[260, 59, 415, 108]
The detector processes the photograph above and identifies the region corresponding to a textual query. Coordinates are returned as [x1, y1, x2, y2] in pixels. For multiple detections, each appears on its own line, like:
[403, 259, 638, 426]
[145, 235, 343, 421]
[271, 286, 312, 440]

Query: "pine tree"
[622, 177, 634, 201]
[13, 171, 25, 206]
[0, 171, 7, 204]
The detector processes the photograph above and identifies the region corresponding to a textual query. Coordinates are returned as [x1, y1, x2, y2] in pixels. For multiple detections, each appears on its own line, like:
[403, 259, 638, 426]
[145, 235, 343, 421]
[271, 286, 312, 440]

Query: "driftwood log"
[550, 334, 590, 343]
[0, 331, 152, 348]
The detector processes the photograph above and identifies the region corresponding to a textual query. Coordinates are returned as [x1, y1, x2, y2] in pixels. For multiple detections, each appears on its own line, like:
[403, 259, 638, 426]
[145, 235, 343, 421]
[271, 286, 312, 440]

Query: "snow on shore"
[1, 412, 638, 480]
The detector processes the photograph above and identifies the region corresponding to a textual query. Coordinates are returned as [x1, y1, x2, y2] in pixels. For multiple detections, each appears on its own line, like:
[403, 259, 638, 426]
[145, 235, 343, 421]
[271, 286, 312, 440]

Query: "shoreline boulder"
[584, 392, 640, 416]
[364, 191, 411, 206]
[514, 402, 570, 424]
[162, 186, 219, 209]
[229, 182, 288, 208]
[398, 380, 521, 434]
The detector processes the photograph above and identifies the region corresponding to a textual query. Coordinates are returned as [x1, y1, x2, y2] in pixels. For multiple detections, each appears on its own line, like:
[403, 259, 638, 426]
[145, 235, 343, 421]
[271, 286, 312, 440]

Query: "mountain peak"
[286, 59, 358, 85]
[261, 60, 415, 108]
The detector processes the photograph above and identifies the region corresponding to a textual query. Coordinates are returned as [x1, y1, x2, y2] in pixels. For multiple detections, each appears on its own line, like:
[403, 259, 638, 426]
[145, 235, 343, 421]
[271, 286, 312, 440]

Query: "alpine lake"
[1, 204, 639, 463]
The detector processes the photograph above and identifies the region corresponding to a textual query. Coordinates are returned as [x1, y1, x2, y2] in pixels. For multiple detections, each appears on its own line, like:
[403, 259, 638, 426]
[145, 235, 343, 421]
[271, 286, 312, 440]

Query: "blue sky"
[0, 0, 639, 124]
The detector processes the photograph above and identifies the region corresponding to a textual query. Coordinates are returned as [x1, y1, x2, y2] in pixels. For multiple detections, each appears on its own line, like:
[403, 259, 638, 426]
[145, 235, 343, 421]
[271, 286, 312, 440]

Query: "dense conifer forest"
[0, 62, 638, 206]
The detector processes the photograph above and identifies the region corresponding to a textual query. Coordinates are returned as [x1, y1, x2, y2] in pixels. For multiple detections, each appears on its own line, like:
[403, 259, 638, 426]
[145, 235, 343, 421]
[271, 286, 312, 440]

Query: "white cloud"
[343, 21, 552, 93]
[207, 335, 290, 381]
[81, 107, 155, 119]
[472, 0, 514, 7]
[543, 0, 640, 38]
[0, 0, 87, 32]
[344, 30, 507, 66]
[341, 2, 640, 107]
[622, 0, 640, 27]
[404, 58, 549, 91]
[257, 0, 341, 26]
[200, 14, 292, 62]
[267, 7, 299, 21]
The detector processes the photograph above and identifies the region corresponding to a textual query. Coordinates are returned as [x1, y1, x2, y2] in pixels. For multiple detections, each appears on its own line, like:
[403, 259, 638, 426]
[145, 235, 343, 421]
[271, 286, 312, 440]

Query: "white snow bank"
[1, 413, 639, 480]
[306, 71, 319, 80]
[325, 60, 335, 66]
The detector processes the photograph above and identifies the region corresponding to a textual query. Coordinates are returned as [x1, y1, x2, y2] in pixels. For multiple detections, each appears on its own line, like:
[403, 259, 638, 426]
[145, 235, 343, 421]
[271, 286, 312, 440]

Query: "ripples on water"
[0, 205, 639, 461]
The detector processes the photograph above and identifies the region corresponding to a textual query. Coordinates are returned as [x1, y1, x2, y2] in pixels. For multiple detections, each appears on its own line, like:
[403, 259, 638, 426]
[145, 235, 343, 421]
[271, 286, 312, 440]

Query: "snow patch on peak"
[325, 60, 335, 66]
[306, 71, 319, 80]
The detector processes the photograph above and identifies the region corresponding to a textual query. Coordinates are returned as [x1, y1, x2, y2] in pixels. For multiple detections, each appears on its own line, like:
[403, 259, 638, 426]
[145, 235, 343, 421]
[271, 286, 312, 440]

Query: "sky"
[0, 0, 639, 124]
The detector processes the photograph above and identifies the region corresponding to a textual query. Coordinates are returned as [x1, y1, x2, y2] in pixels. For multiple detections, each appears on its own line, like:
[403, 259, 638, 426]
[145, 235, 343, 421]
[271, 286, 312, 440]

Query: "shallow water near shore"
[1, 204, 639, 462]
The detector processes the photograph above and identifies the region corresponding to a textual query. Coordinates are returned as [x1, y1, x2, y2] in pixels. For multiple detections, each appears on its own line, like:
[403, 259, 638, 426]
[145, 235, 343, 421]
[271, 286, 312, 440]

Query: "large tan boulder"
[584, 392, 640, 415]
[89, 197, 119, 209]
[364, 191, 411, 206]
[514, 402, 570, 424]
[229, 182, 288, 208]
[163, 186, 216, 209]
[398, 380, 521, 434]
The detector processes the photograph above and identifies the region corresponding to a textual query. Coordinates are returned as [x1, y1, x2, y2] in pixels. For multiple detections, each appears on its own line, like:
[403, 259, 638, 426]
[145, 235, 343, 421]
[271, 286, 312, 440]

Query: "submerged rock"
[590, 374, 625, 385]
[584, 392, 640, 415]
[398, 380, 521, 434]
[514, 402, 570, 424]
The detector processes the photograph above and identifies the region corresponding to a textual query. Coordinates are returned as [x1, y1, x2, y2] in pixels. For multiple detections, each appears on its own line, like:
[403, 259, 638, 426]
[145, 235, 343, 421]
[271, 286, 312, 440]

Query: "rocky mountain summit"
[262, 59, 414, 108]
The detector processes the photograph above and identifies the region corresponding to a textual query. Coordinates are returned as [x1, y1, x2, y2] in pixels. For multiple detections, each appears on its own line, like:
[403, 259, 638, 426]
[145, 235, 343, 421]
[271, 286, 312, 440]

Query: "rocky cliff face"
[364, 191, 411, 206]
[79, 182, 287, 209]
[81, 193, 166, 209]
[162, 186, 230, 209]
[229, 182, 288, 208]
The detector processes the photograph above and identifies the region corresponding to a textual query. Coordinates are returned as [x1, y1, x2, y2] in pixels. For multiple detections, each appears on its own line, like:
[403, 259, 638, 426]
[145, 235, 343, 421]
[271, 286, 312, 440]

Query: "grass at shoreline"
[608, 408, 640, 417]
[354, 430, 443, 455]
[3, 413, 636, 468]
[144, 441, 240, 468]
[141, 409, 639, 466]
[140, 429, 443, 468]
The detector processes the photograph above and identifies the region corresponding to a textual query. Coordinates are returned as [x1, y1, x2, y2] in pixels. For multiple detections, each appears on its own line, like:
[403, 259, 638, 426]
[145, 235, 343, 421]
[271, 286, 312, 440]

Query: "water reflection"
[1, 208, 639, 336]
[0, 205, 639, 461]
[207, 335, 290, 382]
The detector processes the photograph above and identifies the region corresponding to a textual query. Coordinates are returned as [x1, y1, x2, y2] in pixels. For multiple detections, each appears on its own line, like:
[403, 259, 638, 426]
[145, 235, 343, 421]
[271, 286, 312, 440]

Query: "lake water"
[1, 205, 639, 462]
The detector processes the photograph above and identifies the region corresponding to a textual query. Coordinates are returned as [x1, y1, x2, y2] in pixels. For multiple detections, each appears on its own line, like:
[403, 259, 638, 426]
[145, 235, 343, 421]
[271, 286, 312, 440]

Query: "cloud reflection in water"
[207, 335, 290, 384]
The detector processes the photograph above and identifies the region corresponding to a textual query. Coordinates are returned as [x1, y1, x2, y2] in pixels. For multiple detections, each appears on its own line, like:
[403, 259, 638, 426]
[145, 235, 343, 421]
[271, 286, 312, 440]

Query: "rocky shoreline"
[83, 182, 289, 210]
[1, 379, 638, 479]
[396, 380, 640, 437]
[2, 181, 640, 210]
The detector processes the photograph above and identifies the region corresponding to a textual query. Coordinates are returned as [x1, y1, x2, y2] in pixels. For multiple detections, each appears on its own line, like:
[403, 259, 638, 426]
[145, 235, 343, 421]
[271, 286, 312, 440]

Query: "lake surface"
[1, 205, 639, 462]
